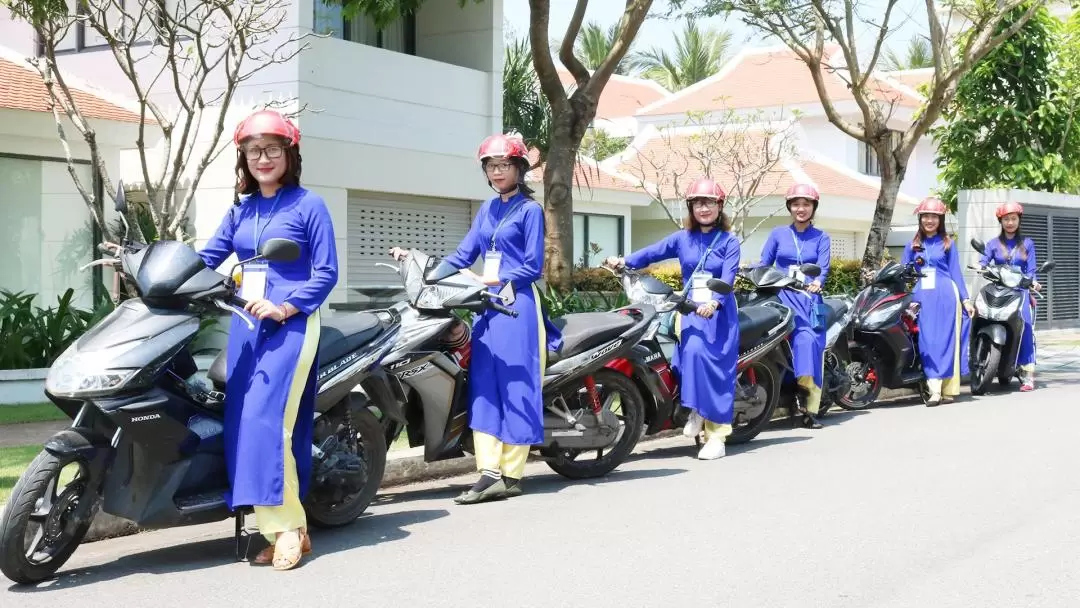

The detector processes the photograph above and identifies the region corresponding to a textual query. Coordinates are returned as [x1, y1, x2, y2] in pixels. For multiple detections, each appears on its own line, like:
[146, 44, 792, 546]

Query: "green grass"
[0, 403, 68, 426]
[0, 445, 42, 505]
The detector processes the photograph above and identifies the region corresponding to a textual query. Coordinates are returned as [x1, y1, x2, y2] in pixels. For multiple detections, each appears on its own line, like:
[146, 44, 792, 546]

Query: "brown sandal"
[272, 529, 310, 571]
[253, 528, 311, 565]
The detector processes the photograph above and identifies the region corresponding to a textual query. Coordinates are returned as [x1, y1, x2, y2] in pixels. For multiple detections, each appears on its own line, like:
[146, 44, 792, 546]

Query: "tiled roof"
[0, 54, 143, 123]
[610, 124, 919, 205]
[638, 45, 923, 116]
[527, 153, 642, 193]
[557, 67, 670, 121]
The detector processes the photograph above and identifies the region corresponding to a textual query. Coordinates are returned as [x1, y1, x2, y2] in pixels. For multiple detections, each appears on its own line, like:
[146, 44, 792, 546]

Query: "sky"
[503, 0, 931, 63]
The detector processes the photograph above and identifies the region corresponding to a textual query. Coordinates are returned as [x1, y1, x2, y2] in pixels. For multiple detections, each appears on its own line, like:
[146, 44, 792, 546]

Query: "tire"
[728, 361, 780, 445]
[546, 370, 645, 480]
[970, 335, 1000, 396]
[837, 351, 882, 411]
[997, 371, 1012, 388]
[305, 406, 387, 528]
[0, 450, 96, 585]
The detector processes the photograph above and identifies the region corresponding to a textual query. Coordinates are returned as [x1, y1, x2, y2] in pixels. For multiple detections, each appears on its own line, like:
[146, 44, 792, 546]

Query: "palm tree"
[574, 21, 635, 75]
[630, 19, 733, 91]
[881, 35, 934, 71]
[502, 37, 551, 167]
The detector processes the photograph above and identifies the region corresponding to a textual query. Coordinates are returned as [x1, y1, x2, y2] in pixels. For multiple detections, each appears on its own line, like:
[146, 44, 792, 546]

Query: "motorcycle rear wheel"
[546, 370, 645, 480]
[0, 450, 97, 585]
[728, 361, 780, 445]
[305, 406, 387, 528]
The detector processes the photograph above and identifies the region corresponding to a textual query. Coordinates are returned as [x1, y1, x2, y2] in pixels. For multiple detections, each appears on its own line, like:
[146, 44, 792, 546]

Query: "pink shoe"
[1020, 381, 1034, 392]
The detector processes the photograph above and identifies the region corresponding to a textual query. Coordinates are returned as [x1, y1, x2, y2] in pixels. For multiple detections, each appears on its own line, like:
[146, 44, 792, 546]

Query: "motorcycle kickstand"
[234, 509, 255, 562]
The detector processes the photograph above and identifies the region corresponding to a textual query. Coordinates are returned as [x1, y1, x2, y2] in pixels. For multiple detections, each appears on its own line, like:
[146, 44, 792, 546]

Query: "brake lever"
[79, 258, 119, 272]
[215, 299, 255, 331]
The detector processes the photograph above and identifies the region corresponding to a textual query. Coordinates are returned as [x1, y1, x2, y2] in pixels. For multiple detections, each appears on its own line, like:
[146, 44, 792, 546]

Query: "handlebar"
[488, 300, 519, 318]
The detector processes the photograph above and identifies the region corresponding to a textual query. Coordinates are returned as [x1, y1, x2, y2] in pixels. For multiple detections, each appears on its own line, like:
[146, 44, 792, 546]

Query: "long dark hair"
[234, 138, 303, 198]
[997, 227, 1028, 261]
[912, 214, 952, 251]
[683, 201, 732, 232]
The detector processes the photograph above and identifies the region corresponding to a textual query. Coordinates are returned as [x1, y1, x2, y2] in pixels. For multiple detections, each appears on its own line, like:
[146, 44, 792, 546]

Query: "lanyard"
[691, 229, 725, 275]
[489, 199, 524, 251]
[253, 190, 283, 250]
[789, 226, 805, 265]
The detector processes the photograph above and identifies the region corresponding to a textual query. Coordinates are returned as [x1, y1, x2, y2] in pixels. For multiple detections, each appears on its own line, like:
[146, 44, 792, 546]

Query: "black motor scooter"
[1, 189, 403, 585]
[967, 237, 1054, 394]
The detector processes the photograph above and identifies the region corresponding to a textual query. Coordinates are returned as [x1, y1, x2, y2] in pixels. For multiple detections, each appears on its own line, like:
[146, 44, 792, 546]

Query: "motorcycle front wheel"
[305, 405, 387, 528]
[0, 449, 98, 585]
[837, 352, 882, 411]
[970, 335, 1001, 396]
[728, 361, 780, 445]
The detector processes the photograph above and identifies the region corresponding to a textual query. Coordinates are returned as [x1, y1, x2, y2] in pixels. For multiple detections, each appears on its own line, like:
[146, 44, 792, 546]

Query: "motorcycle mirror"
[259, 238, 301, 263]
[800, 263, 822, 278]
[706, 278, 733, 295]
[114, 180, 128, 214]
[425, 259, 459, 283]
[1039, 261, 1055, 273]
[970, 238, 986, 252]
[639, 274, 674, 296]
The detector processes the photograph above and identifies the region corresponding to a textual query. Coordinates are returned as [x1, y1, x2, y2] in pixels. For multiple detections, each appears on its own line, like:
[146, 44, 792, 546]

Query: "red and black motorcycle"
[841, 254, 933, 407]
[602, 267, 795, 445]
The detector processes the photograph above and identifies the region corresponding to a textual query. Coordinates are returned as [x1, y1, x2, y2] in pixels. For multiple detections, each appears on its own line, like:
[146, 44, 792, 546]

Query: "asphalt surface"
[3, 346, 1080, 607]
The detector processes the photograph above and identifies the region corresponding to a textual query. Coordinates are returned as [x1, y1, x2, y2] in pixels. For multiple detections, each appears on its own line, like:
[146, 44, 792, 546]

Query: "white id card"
[240, 262, 268, 301]
[482, 251, 502, 283]
[690, 271, 713, 304]
[788, 264, 806, 284]
[920, 267, 937, 290]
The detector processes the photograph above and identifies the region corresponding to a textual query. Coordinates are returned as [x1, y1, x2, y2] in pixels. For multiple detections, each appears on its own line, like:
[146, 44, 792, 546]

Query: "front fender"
[43, 427, 113, 492]
[978, 323, 1008, 347]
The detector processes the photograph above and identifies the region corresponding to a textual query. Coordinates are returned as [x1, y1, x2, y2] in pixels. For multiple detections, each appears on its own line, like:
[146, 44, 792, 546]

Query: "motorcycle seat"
[548, 312, 635, 365]
[206, 312, 385, 391]
[738, 306, 784, 350]
[823, 298, 849, 328]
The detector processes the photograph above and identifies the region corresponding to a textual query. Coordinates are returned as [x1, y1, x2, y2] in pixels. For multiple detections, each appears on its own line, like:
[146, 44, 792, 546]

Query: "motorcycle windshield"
[72, 299, 200, 369]
[135, 241, 222, 300]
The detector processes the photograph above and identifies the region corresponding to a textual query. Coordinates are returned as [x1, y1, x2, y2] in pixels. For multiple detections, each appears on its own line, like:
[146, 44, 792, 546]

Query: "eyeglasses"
[243, 144, 284, 160]
[689, 199, 720, 210]
[485, 162, 515, 174]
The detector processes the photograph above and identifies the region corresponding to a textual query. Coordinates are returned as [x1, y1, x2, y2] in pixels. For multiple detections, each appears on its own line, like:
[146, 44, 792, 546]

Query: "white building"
[0, 0, 505, 309]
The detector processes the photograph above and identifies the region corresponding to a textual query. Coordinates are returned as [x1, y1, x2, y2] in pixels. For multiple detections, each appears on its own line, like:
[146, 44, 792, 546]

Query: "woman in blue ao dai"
[757, 183, 830, 429]
[392, 133, 562, 504]
[608, 177, 740, 461]
[978, 202, 1042, 391]
[903, 197, 974, 406]
[198, 110, 338, 571]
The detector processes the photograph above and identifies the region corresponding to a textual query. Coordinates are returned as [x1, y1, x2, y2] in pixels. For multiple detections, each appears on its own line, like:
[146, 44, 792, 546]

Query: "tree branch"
[528, 0, 570, 113]
[581, 0, 653, 102]
[558, 0, 590, 86]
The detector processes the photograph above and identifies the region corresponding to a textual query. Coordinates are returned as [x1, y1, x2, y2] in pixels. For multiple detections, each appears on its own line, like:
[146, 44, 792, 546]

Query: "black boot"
[801, 413, 823, 429]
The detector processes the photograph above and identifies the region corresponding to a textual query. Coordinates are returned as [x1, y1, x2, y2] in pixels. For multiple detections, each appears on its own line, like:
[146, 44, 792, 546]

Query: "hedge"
[591, 259, 866, 296]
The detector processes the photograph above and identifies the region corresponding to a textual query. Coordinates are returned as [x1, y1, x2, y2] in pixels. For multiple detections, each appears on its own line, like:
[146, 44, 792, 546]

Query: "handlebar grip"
[229, 295, 249, 309]
[489, 301, 519, 318]
[97, 244, 116, 255]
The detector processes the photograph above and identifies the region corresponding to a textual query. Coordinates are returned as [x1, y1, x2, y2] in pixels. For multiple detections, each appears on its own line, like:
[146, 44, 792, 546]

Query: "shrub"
[626, 259, 866, 297]
[569, 267, 621, 292]
[0, 289, 113, 370]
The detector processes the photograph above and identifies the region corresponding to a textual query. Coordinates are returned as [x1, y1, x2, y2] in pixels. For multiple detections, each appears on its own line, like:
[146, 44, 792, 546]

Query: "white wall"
[799, 116, 858, 169]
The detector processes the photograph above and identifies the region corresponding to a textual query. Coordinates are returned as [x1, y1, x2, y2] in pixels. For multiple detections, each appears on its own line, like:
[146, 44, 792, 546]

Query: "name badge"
[788, 264, 806, 284]
[920, 267, 937, 291]
[240, 262, 268, 301]
[690, 271, 713, 304]
[483, 251, 502, 284]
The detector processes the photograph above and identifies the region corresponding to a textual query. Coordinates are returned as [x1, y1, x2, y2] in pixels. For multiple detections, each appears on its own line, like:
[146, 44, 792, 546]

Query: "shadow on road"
[5, 509, 449, 593]
[628, 434, 813, 463]
[375, 466, 688, 506]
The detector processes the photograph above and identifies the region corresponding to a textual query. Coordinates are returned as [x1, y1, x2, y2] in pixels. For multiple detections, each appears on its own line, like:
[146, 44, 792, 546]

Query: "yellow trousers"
[703, 421, 731, 441]
[797, 376, 823, 415]
[254, 311, 319, 543]
[474, 431, 530, 479]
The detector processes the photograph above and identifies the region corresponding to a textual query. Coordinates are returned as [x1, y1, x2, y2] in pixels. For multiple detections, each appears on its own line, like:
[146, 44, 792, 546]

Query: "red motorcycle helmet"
[233, 110, 300, 147]
[684, 177, 726, 202]
[914, 196, 947, 216]
[785, 183, 820, 216]
[995, 201, 1024, 220]
[477, 133, 529, 162]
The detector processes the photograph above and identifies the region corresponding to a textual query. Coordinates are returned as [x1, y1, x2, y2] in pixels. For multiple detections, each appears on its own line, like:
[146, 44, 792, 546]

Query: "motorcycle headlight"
[975, 291, 989, 316]
[45, 340, 143, 398]
[416, 285, 445, 309]
[862, 300, 904, 329]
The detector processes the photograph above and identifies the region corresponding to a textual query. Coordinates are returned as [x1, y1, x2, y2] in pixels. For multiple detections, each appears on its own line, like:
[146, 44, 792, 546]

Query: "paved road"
[4, 367, 1080, 606]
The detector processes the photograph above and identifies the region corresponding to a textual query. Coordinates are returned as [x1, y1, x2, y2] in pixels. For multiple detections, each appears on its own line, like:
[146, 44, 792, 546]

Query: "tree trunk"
[543, 124, 577, 289]
[860, 147, 908, 274]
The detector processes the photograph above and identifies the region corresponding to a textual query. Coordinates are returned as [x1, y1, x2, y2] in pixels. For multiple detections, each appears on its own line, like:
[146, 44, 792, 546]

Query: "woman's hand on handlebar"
[245, 298, 290, 322]
[99, 241, 122, 256]
[805, 280, 822, 294]
[603, 256, 625, 269]
[388, 247, 409, 261]
[1033, 280, 1043, 292]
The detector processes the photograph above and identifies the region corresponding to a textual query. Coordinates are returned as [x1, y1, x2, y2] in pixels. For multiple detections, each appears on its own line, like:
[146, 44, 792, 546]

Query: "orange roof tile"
[557, 68, 670, 121]
[0, 55, 143, 123]
[639, 46, 921, 116]
[612, 125, 917, 204]
[527, 154, 642, 193]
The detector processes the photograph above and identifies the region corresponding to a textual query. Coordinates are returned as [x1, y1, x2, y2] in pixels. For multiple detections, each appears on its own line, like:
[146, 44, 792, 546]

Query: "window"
[313, 3, 416, 54]
[0, 155, 98, 309]
[573, 213, 624, 268]
[858, 130, 902, 177]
